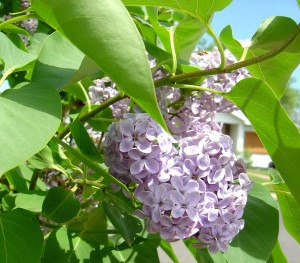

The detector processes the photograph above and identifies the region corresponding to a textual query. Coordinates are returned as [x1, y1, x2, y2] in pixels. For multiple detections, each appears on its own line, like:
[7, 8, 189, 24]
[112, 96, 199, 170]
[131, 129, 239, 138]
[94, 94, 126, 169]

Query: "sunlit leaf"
[32, 0, 167, 129]
[0, 83, 61, 175]
[15, 191, 46, 213]
[122, 0, 232, 22]
[0, 32, 35, 76]
[267, 241, 288, 263]
[159, 239, 179, 263]
[273, 183, 300, 243]
[224, 78, 300, 206]
[31, 31, 84, 90]
[220, 16, 300, 98]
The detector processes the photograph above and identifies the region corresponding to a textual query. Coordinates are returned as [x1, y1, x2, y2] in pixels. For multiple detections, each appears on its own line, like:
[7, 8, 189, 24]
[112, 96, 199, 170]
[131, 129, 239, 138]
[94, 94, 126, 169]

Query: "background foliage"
[0, 0, 300, 262]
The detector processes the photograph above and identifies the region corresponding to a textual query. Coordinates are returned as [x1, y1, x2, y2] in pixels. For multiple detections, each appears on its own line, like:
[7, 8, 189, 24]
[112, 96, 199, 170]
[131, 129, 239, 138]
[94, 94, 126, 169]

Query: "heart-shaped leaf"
[32, 0, 167, 129]
[42, 187, 80, 223]
[0, 83, 61, 175]
[224, 183, 279, 263]
[224, 78, 300, 206]
[0, 208, 43, 263]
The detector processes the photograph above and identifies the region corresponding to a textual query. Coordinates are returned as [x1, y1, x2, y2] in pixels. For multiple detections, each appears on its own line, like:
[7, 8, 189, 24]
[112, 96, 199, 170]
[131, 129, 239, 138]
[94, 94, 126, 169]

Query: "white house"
[215, 111, 272, 168]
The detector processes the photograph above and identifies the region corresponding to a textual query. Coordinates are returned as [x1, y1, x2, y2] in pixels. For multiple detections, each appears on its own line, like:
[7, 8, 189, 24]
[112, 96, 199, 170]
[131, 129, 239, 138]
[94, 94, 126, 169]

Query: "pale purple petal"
[197, 154, 210, 170]
[119, 137, 134, 152]
[184, 145, 201, 155]
[130, 160, 144, 175]
[136, 120, 149, 135]
[172, 205, 185, 218]
[145, 158, 159, 174]
[119, 121, 134, 136]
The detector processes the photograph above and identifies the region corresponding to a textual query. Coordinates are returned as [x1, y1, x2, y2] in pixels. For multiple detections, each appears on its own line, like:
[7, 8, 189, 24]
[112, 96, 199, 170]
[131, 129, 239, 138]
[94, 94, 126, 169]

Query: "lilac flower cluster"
[190, 47, 251, 113]
[88, 78, 130, 118]
[103, 113, 176, 186]
[103, 113, 252, 253]
[156, 47, 250, 139]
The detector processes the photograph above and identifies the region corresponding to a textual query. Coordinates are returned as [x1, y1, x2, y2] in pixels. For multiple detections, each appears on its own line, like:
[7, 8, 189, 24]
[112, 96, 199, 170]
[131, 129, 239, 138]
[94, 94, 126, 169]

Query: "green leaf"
[224, 183, 279, 263]
[102, 201, 143, 246]
[146, 8, 206, 60]
[273, 183, 300, 243]
[267, 241, 288, 263]
[42, 187, 80, 223]
[0, 24, 31, 37]
[0, 208, 43, 263]
[224, 78, 300, 206]
[0, 32, 36, 76]
[159, 239, 180, 263]
[122, 0, 232, 22]
[32, 0, 167, 130]
[43, 226, 94, 263]
[183, 239, 227, 263]
[15, 191, 46, 213]
[81, 207, 108, 245]
[0, 83, 61, 175]
[31, 31, 84, 90]
[268, 168, 284, 184]
[220, 17, 300, 98]
[87, 107, 113, 133]
[173, 17, 206, 60]
[5, 168, 28, 192]
[69, 118, 102, 162]
[90, 239, 160, 263]
[28, 145, 69, 176]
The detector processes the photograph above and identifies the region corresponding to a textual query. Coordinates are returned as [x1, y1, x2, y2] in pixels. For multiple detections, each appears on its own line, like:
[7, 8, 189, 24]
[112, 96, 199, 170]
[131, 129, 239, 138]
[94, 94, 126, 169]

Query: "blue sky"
[210, 0, 300, 88]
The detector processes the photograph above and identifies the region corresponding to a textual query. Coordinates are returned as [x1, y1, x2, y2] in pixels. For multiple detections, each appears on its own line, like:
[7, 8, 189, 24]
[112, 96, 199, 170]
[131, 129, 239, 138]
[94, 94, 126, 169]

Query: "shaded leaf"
[5, 168, 28, 192]
[43, 226, 94, 263]
[69, 117, 102, 162]
[224, 183, 279, 263]
[0, 208, 43, 263]
[102, 201, 143, 246]
[224, 78, 300, 206]
[0, 83, 61, 175]
[42, 187, 80, 223]
[90, 239, 160, 263]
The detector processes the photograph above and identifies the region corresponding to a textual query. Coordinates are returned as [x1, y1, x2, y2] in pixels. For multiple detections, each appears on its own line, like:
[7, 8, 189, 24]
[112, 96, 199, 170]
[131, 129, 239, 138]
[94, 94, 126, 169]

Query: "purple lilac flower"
[103, 113, 176, 185]
[88, 78, 130, 118]
[190, 47, 251, 114]
[154, 47, 250, 139]
[131, 127, 252, 252]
